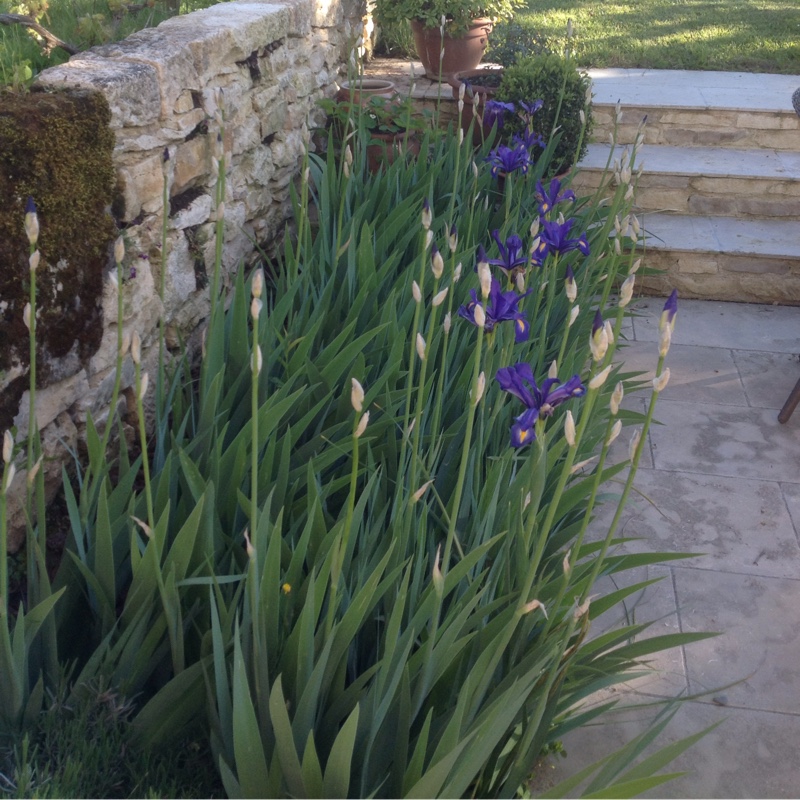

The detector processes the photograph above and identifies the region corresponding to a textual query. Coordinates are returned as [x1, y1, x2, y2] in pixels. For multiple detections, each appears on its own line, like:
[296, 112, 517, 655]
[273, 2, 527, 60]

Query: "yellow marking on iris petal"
[281, 582, 292, 594]
[517, 320, 525, 332]
[518, 429, 529, 443]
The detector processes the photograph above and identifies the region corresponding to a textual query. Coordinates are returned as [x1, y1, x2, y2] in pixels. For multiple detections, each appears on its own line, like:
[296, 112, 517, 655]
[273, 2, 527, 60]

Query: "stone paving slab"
[618, 341, 749, 406]
[590, 468, 800, 580]
[547, 700, 800, 798]
[648, 399, 800, 481]
[631, 298, 800, 353]
[590, 565, 688, 697]
[732, 350, 800, 410]
[640, 213, 800, 260]
[588, 68, 800, 113]
[675, 568, 800, 715]
[781, 483, 800, 534]
[581, 142, 800, 179]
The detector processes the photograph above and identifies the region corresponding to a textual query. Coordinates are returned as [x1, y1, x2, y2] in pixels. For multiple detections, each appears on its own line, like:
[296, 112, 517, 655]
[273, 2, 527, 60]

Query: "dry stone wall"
[2, 0, 362, 548]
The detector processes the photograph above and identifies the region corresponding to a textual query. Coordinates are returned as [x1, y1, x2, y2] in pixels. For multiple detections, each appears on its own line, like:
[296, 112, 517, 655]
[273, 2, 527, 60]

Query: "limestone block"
[14, 370, 90, 438]
[121, 151, 164, 212]
[171, 136, 210, 198]
[164, 232, 198, 314]
[735, 112, 796, 131]
[677, 256, 719, 275]
[263, 100, 289, 138]
[171, 193, 213, 229]
[233, 112, 263, 155]
[291, 69, 319, 98]
[175, 89, 196, 114]
[115, 166, 141, 223]
[252, 84, 283, 113]
[720, 256, 790, 275]
[36, 57, 161, 128]
[239, 146, 274, 187]
[163, 107, 207, 139]
[689, 196, 734, 216]
[738, 198, 800, 218]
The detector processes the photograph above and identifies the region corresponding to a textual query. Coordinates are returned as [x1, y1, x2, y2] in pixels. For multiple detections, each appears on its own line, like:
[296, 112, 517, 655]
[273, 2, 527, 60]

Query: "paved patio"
[545, 297, 800, 797]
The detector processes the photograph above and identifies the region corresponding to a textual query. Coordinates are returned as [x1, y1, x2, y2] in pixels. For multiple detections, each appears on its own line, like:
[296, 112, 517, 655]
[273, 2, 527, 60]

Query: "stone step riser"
[592, 105, 800, 152]
[573, 170, 800, 219]
[640, 249, 800, 305]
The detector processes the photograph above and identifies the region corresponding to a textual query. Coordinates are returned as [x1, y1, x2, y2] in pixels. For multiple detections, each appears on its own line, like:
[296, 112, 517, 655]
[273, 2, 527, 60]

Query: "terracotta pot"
[448, 65, 504, 145]
[410, 18, 493, 81]
[336, 79, 397, 105]
[366, 131, 421, 173]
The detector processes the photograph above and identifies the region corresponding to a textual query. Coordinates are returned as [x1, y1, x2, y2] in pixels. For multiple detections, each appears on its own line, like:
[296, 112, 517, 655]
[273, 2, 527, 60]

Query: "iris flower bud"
[629, 428, 641, 461]
[251, 346, 263, 376]
[431, 244, 444, 279]
[3, 430, 13, 463]
[453, 262, 462, 283]
[251, 298, 262, 320]
[3, 464, 16, 494]
[548, 360, 558, 379]
[421, 199, 432, 231]
[114, 236, 125, 265]
[139, 371, 149, 401]
[607, 419, 622, 446]
[411, 479, 434, 503]
[653, 368, 671, 392]
[659, 323, 672, 357]
[660, 290, 678, 333]
[351, 378, 364, 412]
[432, 545, 444, 596]
[416, 333, 426, 360]
[589, 364, 612, 390]
[590, 311, 608, 361]
[252, 269, 263, 298]
[355, 410, 369, 438]
[610, 382, 624, 414]
[23, 303, 31, 330]
[564, 411, 576, 447]
[29, 251, 40, 273]
[619, 274, 635, 308]
[443, 312, 451, 334]
[568, 305, 580, 328]
[131, 331, 141, 365]
[473, 304, 486, 328]
[24, 197, 39, 246]
[432, 287, 448, 307]
[473, 371, 485, 406]
[565, 265, 577, 302]
[448, 223, 458, 253]
[412, 281, 422, 303]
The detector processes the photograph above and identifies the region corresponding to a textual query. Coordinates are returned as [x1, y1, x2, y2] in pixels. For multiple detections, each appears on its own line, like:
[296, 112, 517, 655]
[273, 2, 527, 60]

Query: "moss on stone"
[0, 86, 117, 430]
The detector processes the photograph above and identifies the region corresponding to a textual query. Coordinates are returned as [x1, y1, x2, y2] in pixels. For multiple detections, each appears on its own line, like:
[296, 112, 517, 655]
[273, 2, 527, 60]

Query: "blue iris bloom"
[485, 144, 531, 178]
[539, 218, 590, 258]
[488, 230, 528, 279]
[536, 178, 576, 216]
[496, 363, 586, 447]
[519, 99, 544, 118]
[512, 126, 546, 152]
[483, 100, 516, 130]
[458, 277, 532, 343]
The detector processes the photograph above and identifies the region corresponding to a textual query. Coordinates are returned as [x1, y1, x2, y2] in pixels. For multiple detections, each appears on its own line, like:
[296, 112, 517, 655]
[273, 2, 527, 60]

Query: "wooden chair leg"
[778, 376, 800, 424]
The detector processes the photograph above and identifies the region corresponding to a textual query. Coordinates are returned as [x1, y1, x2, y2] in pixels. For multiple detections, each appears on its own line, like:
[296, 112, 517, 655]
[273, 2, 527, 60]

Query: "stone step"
[589, 69, 800, 151]
[637, 213, 800, 304]
[574, 143, 800, 219]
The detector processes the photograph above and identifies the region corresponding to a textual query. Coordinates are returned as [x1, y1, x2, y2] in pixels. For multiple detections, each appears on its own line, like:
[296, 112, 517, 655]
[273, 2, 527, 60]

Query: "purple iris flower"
[488, 230, 528, 279]
[496, 363, 586, 447]
[458, 277, 532, 343]
[512, 126, 546, 152]
[536, 178, 576, 216]
[539, 218, 590, 259]
[485, 143, 531, 178]
[519, 99, 544, 118]
[483, 100, 516, 130]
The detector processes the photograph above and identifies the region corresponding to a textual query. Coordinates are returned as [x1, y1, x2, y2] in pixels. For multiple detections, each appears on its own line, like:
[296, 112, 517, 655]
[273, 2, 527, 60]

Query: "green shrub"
[497, 53, 593, 176]
[486, 20, 551, 67]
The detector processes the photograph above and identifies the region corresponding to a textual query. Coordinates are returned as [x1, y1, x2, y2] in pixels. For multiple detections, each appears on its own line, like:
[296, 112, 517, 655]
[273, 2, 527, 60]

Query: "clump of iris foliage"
[0, 75, 713, 798]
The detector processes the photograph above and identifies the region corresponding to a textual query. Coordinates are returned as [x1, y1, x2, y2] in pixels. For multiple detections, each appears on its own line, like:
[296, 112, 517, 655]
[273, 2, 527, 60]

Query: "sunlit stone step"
[589, 68, 800, 151]
[637, 213, 800, 304]
[574, 143, 800, 219]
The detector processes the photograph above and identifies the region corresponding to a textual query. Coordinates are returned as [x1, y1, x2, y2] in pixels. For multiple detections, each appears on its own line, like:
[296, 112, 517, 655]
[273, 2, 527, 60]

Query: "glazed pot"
[448, 65, 504, 145]
[410, 18, 493, 81]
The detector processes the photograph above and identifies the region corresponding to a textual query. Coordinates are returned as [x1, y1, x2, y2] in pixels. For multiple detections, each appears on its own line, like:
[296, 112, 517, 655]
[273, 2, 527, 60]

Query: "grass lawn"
[516, 0, 800, 73]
